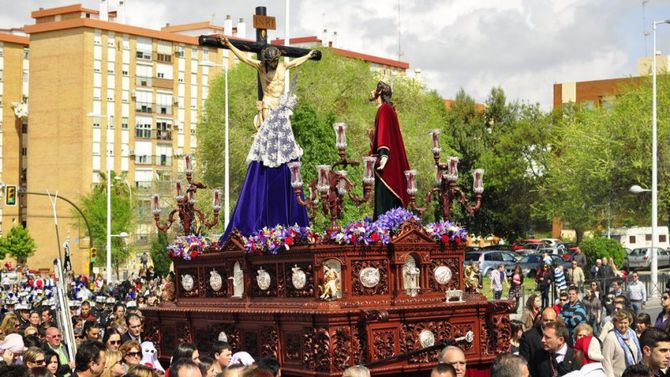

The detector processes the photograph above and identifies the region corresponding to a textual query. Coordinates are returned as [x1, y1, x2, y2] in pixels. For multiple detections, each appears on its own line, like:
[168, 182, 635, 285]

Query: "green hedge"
[580, 237, 626, 267]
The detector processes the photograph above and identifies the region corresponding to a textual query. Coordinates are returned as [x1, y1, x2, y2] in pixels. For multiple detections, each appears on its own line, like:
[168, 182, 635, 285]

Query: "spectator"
[101, 350, 124, 377]
[520, 294, 540, 331]
[603, 311, 641, 377]
[554, 264, 568, 297]
[562, 286, 588, 341]
[509, 265, 524, 311]
[171, 343, 200, 367]
[510, 320, 524, 355]
[573, 247, 587, 269]
[583, 288, 602, 333]
[125, 364, 160, 377]
[221, 364, 245, 377]
[574, 323, 594, 343]
[121, 314, 143, 344]
[83, 322, 102, 342]
[636, 313, 652, 337]
[80, 302, 96, 323]
[256, 357, 280, 377]
[520, 307, 558, 377]
[655, 290, 670, 332]
[538, 320, 582, 376]
[74, 340, 106, 377]
[637, 328, 670, 377]
[229, 352, 254, 367]
[43, 349, 60, 377]
[23, 346, 46, 370]
[44, 326, 73, 375]
[430, 363, 456, 377]
[626, 273, 647, 314]
[599, 296, 627, 342]
[210, 341, 232, 373]
[571, 261, 585, 291]
[490, 353, 529, 377]
[490, 264, 507, 300]
[621, 364, 653, 377]
[536, 264, 553, 308]
[342, 365, 370, 377]
[102, 328, 122, 353]
[563, 335, 606, 377]
[438, 346, 467, 377]
[553, 292, 569, 316]
[591, 259, 603, 280]
[119, 341, 141, 369]
[198, 355, 217, 377]
[610, 281, 624, 297]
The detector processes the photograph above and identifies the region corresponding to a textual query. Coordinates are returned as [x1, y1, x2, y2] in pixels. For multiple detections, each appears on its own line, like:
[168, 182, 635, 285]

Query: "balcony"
[156, 53, 172, 64]
[156, 129, 172, 142]
[136, 102, 153, 114]
[154, 78, 173, 90]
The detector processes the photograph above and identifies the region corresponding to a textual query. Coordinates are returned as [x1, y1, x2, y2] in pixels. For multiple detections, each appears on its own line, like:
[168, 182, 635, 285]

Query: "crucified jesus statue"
[221, 36, 317, 129]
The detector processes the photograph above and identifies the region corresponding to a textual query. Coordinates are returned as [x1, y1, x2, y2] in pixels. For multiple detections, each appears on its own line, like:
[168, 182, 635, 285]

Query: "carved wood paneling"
[351, 259, 389, 296]
[285, 263, 315, 298]
[260, 326, 279, 358]
[178, 268, 200, 298]
[244, 331, 259, 357]
[372, 328, 396, 360]
[285, 333, 302, 362]
[204, 267, 228, 298]
[194, 323, 240, 353]
[428, 258, 461, 290]
[252, 264, 277, 297]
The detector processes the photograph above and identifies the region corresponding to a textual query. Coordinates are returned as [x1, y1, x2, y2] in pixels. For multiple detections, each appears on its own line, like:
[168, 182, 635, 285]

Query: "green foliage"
[580, 236, 626, 267]
[0, 225, 36, 265]
[150, 231, 172, 277]
[77, 172, 133, 275]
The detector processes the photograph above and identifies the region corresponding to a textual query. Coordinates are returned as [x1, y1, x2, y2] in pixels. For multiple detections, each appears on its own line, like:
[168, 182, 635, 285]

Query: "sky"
[2, 0, 670, 109]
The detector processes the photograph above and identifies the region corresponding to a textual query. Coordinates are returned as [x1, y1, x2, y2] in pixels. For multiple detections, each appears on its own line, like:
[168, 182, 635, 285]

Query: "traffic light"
[90, 247, 97, 263]
[5, 185, 16, 206]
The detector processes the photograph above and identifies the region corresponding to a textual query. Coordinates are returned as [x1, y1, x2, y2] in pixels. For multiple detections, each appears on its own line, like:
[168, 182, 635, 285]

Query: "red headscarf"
[574, 335, 603, 364]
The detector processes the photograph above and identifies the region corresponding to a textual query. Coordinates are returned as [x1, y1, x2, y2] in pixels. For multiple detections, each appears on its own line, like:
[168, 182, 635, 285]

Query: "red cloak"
[371, 102, 411, 208]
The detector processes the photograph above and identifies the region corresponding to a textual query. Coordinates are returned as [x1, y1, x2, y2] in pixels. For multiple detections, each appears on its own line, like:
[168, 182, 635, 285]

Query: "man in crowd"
[439, 346, 467, 377]
[490, 353, 530, 377]
[46, 326, 75, 375]
[638, 328, 670, 377]
[79, 301, 96, 322]
[611, 280, 625, 297]
[590, 259, 602, 280]
[538, 320, 581, 376]
[73, 340, 106, 377]
[561, 286, 588, 341]
[431, 363, 457, 377]
[627, 272, 647, 314]
[211, 341, 233, 373]
[121, 313, 143, 344]
[490, 264, 507, 300]
[570, 261, 585, 292]
[342, 365, 371, 377]
[553, 291, 569, 316]
[572, 247, 586, 268]
[520, 307, 558, 377]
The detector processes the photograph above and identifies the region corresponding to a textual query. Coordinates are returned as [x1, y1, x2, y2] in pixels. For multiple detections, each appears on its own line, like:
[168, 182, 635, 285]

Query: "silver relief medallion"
[209, 270, 223, 291]
[419, 329, 436, 348]
[434, 266, 453, 285]
[291, 265, 306, 290]
[256, 267, 271, 291]
[359, 267, 380, 288]
[181, 274, 194, 292]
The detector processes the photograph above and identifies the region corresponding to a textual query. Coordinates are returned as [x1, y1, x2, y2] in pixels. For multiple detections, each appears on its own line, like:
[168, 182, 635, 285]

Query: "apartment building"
[16, 4, 234, 272]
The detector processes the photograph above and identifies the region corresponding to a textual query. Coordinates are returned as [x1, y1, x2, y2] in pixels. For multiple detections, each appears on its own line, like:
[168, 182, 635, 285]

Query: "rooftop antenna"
[642, 0, 650, 56]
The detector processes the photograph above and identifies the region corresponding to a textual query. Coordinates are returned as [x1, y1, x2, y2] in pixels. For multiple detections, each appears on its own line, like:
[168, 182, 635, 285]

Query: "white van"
[609, 226, 670, 250]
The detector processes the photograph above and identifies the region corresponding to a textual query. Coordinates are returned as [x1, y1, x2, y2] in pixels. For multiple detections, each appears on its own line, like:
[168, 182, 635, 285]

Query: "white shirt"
[555, 343, 568, 363]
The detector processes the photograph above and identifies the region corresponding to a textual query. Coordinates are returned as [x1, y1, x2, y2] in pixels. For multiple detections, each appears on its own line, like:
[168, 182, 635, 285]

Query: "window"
[156, 120, 172, 141]
[136, 50, 151, 60]
[121, 117, 128, 129]
[135, 122, 151, 138]
[156, 53, 172, 63]
[122, 70, 129, 76]
[661, 235, 668, 243]
[630, 236, 636, 244]
[646, 234, 652, 241]
[175, 46, 184, 58]
[92, 121, 101, 128]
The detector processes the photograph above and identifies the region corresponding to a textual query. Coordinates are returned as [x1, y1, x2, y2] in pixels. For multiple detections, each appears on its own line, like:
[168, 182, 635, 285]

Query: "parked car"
[464, 250, 518, 277]
[625, 247, 670, 270]
[518, 253, 572, 278]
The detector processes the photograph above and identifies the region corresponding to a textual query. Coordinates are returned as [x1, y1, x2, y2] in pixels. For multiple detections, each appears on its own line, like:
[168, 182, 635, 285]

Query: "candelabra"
[426, 130, 484, 221]
[289, 123, 375, 233]
[153, 154, 222, 234]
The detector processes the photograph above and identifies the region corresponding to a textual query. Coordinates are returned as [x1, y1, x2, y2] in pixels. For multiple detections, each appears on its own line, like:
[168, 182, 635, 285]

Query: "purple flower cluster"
[243, 224, 321, 255]
[330, 207, 418, 245]
[424, 221, 468, 245]
[166, 235, 211, 260]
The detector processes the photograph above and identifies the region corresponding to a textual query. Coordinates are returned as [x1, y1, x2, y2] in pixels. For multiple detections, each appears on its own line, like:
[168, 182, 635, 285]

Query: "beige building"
[15, 4, 238, 273]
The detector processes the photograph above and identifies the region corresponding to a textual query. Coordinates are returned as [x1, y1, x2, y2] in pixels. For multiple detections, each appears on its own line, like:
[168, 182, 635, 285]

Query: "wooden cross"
[199, 6, 321, 100]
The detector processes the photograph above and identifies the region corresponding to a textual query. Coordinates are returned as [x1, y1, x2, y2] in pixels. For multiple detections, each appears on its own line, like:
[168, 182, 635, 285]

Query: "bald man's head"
[439, 346, 466, 377]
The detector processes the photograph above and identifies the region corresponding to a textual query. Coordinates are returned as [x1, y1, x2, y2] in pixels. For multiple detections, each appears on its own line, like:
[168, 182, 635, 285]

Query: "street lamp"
[629, 185, 650, 194]
[649, 19, 670, 299]
[200, 59, 230, 228]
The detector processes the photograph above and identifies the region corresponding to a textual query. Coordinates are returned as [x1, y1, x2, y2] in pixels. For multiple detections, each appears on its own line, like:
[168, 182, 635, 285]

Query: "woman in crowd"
[583, 288, 602, 333]
[509, 320, 523, 355]
[520, 294, 540, 331]
[603, 310, 641, 377]
[171, 342, 200, 364]
[636, 313, 651, 336]
[44, 348, 61, 377]
[508, 265, 524, 312]
[535, 264, 552, 308]
[23, 346, 46, 370]
[120, 340, 143, 372]
[0, 314, 20, 339]
[103, 328, 123, 352]
[29, 311, 41, 328]
[573, 323, 594, 343]
[101, 350, 125, 377]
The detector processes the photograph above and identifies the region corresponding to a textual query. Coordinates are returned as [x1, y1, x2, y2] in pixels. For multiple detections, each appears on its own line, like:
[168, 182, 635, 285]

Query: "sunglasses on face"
[108, 340, 121, 345]
[33, 359, 46, 365]
[126, 351, 141, 357]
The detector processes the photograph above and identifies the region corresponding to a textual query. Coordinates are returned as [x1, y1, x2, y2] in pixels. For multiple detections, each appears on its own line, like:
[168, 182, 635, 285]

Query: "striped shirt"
[554, 267, 567, 291]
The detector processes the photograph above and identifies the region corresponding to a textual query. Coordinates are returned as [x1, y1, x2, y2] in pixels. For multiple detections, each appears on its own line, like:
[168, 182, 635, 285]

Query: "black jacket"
[519, 325, 548, 377]
[536, 347, 582, 377]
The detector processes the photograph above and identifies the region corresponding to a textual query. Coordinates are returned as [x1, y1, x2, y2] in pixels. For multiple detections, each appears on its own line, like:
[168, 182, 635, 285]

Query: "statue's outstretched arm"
[285, 50, 317, 69]
[222, 36, 260, 69]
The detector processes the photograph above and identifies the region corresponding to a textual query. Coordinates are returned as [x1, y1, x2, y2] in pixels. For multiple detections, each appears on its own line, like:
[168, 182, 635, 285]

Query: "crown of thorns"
[260, 46, 281, 61]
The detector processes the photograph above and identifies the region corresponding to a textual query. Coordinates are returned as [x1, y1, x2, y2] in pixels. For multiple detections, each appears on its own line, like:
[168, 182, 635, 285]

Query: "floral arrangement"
[166, 235, 212, 260]
[243, 224, 321, 255]
[424, 221, 468, 246]
[330, 207, 419, 246]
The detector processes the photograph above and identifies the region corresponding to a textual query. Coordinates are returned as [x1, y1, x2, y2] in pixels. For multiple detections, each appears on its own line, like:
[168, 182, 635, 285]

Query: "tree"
[0, 224, 36, 265]
[150, 231, 172, 277]
[78, 171, 133, 278]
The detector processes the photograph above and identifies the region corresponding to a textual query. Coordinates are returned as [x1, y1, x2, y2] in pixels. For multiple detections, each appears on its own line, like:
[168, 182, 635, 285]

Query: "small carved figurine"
[320, 266, 341, 300]
[464, 261, 482, 293]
